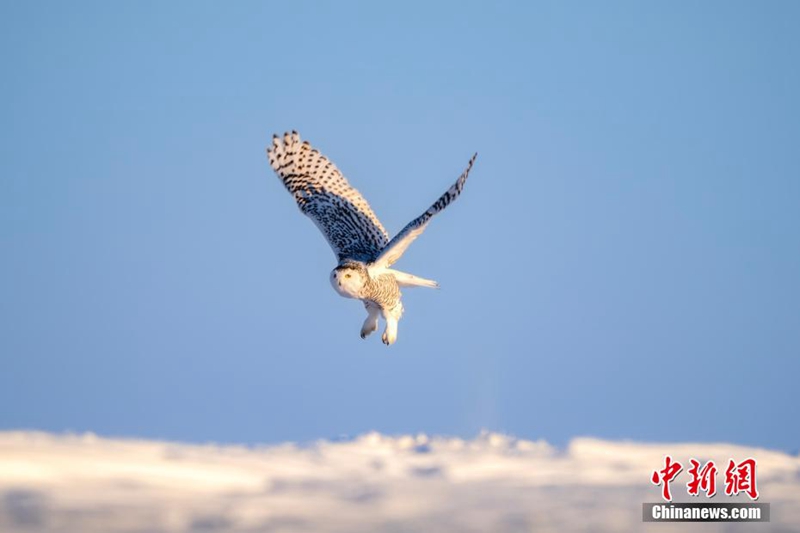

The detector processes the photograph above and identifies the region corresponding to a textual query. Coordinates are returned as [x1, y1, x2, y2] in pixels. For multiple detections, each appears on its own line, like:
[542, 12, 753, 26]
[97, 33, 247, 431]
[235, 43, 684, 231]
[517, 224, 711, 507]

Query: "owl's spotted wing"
[372, 153, 476, 269]
[267, 132, 389, 262]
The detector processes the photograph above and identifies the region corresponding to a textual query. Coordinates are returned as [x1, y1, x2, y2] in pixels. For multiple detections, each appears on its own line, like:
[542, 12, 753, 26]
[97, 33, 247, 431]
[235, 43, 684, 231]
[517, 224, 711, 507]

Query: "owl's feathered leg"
[360, 302, 380, 339]
[381, 301, 404, 346]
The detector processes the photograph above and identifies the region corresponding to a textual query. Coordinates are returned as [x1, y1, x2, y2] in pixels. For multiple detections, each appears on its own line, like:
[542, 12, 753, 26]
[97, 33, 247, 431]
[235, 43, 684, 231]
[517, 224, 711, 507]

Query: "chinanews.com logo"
[642, 455, 770, 523]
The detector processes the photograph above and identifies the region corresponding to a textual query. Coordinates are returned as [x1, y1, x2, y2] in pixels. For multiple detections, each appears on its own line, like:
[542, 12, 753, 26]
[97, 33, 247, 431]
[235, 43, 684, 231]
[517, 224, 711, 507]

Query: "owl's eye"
[345, 273, 351, 279]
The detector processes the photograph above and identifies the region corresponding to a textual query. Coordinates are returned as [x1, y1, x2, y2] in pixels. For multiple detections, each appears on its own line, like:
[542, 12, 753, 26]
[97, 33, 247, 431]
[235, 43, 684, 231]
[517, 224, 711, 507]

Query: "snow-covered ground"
[1, 431, 798, 532]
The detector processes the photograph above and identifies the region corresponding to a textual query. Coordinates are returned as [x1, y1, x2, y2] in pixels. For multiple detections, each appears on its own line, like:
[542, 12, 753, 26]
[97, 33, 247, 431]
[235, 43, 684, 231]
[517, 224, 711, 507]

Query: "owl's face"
[330, 264, 366, 299]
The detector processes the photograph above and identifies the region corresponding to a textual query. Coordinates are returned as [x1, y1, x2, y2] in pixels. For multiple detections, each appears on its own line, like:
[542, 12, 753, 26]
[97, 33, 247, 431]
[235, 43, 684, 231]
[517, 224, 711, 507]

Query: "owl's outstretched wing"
[267, 131, 390, 263]
[372, 153, 476, 269]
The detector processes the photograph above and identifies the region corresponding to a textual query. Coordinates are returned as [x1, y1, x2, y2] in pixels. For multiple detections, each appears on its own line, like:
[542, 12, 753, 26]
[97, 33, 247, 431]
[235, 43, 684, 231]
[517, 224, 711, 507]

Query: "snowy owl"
[267, 131, 476, 345]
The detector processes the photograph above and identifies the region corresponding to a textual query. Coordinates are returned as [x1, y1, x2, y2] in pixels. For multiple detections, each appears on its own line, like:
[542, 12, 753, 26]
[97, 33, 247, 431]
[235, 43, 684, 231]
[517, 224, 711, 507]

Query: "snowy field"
[1, 431, 798, 533]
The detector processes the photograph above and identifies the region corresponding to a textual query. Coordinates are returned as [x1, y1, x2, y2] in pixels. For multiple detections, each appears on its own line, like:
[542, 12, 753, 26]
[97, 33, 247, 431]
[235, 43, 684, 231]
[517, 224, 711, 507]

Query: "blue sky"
[1, 1, 798, 451]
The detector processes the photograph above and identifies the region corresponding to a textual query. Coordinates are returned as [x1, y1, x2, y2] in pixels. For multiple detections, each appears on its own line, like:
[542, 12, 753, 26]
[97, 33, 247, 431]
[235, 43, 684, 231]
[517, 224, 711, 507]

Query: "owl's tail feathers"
[386, 269, 439, 289]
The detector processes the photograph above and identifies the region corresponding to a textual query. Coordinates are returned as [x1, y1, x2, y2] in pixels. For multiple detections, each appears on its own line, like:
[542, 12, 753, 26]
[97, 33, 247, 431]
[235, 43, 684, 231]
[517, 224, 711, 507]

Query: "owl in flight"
[267, 131, 476, 345]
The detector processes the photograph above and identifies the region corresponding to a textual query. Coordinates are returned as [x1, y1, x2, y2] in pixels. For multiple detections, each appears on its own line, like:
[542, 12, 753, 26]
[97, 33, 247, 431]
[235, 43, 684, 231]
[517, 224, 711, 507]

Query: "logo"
[643, 455, 769, 523]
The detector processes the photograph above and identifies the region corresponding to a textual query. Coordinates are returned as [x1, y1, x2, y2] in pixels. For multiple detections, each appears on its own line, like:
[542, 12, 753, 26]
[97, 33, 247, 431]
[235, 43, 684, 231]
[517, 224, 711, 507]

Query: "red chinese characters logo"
[725, 458, 759, 500]
[651, 456, 683, 502]
[651, 456, 759, 501]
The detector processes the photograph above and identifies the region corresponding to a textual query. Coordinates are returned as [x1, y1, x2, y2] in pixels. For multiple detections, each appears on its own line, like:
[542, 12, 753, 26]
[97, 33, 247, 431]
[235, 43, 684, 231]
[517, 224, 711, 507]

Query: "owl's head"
[330, 262, 368, 299]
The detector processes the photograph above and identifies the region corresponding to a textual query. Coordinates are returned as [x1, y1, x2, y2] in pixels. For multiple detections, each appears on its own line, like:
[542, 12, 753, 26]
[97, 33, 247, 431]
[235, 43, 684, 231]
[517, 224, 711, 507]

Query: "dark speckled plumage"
[268, 132, 389, 262]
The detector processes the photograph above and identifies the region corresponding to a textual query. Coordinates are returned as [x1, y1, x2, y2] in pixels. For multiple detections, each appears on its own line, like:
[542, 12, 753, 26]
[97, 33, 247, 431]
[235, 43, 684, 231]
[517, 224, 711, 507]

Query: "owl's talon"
[360, 306, 380, 339]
